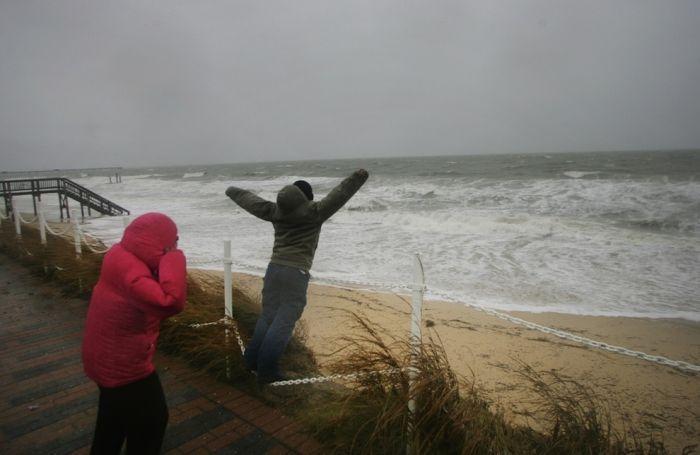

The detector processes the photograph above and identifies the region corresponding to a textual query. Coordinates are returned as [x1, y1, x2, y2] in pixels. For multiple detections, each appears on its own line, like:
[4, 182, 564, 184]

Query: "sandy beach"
[191, 269, 700, 452]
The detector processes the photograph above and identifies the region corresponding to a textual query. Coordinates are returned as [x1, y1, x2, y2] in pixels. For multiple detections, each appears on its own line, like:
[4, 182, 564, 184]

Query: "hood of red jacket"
[121, 213, 178, 270]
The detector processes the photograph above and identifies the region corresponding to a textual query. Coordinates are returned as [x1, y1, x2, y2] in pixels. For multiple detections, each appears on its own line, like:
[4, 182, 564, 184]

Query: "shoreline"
[190, 266, 700, 324]
[190, 268, 700, 451]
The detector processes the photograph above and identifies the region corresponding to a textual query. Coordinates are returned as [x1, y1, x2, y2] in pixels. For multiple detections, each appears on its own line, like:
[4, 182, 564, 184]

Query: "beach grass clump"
[307, 312, 672, 454]
[515, 363, 670, 454]
[305, 312, 532, 454]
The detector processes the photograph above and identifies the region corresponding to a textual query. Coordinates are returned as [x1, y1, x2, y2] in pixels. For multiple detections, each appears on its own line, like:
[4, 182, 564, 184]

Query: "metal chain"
[268, 367, 402, 387]
[18, 213, 38, 224]
[224, 316, 247, 356]
[188, 317, 227, 328]
[429, 290, 700, 374]
[187, 257, 222, 266]
[81, 231, 101, 242]
[188, 316, 246, 355]
[81, 232, 110, 254]
[43, 220, 73, 237]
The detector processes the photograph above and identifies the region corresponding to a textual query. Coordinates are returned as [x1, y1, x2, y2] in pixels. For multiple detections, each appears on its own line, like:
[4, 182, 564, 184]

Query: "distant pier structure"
[1, 166, 124, 183]
[0, 176, 130, 220]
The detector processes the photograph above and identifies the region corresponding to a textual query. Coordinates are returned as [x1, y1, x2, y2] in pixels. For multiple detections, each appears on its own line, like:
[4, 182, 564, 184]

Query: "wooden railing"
[0, 178, 129, 217]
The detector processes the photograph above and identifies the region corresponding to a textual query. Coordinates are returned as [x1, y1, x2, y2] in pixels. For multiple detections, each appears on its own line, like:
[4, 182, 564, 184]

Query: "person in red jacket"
[82, 212, 187, 455]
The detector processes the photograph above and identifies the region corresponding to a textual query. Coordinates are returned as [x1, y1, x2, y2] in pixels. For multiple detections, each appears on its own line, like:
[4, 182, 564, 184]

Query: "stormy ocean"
[18, 150, 700, 321]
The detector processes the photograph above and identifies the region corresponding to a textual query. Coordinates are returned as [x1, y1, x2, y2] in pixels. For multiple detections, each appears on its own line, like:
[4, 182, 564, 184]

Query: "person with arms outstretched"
[226, 169, 369, 384]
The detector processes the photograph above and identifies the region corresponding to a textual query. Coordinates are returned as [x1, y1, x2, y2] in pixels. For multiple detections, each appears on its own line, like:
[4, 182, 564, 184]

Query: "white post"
[407, 253, 425, 455]
[122, 215, 130, 229]
[224, 240, 233, 317]
[223, 240, 233, 379]
[71, 209, 81, 257]
[12, 198, 21, 237]
[38, 201, 47, 245]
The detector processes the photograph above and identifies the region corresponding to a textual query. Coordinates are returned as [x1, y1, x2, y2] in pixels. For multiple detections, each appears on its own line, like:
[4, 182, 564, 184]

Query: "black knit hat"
[293, 180, 313, 201]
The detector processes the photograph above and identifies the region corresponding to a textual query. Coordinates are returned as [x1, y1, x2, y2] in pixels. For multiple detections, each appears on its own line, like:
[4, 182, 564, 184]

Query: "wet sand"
[191, 269, 700, 452]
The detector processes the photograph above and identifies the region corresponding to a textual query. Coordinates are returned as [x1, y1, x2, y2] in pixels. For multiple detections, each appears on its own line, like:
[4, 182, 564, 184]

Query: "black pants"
[91, 371, 169, 455]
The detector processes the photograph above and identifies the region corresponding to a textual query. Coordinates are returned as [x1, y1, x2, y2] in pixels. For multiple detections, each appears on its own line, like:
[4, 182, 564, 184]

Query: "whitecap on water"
[182, 171, 207, 178]
[563, 171, 599, 179]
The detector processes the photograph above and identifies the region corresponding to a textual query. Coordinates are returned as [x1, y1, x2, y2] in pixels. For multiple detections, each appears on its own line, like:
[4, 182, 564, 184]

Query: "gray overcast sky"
[1, 1, 699, 171]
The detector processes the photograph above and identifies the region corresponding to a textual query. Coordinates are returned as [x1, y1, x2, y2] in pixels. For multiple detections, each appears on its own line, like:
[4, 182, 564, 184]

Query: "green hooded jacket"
[225, 170, 368, 271]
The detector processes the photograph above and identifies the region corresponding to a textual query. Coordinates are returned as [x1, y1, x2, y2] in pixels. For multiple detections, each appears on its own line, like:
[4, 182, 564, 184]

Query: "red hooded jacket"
[82, 213, 187, 388]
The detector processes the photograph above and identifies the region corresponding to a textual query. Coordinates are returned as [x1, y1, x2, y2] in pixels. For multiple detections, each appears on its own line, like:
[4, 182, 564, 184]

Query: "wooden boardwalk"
[0, 255, 322, 454]
[0, 177, 130, 218]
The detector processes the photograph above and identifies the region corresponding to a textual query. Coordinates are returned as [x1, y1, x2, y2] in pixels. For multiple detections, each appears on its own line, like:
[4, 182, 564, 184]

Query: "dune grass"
[0, 220, 682, 454]
[303, 312, 674, 454]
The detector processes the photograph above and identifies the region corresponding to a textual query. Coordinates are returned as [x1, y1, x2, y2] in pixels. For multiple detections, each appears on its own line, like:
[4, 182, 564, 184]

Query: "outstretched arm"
[316, 169, 369, 221]
[226, 186, 276, 222]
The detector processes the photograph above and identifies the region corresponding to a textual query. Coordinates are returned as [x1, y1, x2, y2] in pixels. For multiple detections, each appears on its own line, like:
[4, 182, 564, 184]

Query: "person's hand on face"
[164, 236, 179, 254]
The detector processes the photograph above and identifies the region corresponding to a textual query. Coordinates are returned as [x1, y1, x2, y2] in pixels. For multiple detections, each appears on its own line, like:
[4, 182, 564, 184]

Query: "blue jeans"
[244, 263, 309, 382]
